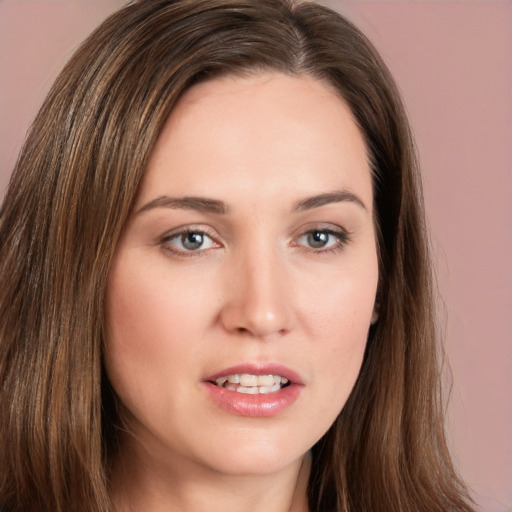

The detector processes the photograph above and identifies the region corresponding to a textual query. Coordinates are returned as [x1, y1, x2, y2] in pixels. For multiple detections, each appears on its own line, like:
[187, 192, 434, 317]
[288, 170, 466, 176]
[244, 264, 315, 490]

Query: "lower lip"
[204, 382, 302, 417]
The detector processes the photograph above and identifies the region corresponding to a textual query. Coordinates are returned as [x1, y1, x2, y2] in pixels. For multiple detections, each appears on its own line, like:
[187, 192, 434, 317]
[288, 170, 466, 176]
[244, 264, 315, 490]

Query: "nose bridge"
[220, 236, 292, 338]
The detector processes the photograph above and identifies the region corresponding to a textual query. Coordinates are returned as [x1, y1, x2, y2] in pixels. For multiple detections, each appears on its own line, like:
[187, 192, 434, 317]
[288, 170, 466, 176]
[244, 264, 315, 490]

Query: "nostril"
[219, 294, 293, 338]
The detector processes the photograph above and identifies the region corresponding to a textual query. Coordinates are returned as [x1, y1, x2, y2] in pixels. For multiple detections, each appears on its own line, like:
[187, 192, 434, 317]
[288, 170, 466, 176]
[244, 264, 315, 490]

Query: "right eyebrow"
[292, 189, 367, 212]
[136, 195, 228, 215]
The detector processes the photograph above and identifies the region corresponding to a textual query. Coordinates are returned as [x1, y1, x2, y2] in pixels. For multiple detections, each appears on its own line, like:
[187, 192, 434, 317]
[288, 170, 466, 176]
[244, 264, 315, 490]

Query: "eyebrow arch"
[292, 189, 367, 212]
[137, 195, 228, 215]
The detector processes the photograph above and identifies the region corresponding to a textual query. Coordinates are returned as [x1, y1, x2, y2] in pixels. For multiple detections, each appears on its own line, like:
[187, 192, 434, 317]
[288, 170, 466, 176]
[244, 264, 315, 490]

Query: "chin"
[196, 434, 311, 477]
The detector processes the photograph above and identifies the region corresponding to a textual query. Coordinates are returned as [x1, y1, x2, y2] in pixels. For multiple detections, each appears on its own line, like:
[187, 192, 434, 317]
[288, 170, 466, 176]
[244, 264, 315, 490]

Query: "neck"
[110, 437, 311, 512]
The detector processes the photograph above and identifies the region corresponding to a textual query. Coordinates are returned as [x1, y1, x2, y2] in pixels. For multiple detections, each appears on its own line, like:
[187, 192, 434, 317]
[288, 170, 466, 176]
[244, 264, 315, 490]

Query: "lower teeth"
[212, 375, 291, 394]
[223, 382, 282, 394]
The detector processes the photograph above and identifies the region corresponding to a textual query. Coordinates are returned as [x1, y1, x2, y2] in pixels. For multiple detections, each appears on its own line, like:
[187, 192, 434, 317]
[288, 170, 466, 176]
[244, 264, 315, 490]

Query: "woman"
[0, 1, 476, 511]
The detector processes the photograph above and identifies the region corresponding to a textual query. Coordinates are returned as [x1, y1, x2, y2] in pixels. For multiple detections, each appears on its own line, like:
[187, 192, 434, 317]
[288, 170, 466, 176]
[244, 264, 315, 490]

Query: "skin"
[104, 72, 379, 512]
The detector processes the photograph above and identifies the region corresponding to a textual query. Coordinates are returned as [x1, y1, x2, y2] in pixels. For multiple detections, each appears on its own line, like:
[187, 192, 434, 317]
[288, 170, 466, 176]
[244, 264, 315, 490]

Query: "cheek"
[103, 256, 211, 404]
[105, 254, 213, 348]
[298, 258, 378, 343]
[296, 258, 378, 401]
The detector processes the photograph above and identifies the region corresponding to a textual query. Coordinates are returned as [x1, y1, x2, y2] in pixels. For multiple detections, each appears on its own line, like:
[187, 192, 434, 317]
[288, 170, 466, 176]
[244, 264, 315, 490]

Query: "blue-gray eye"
[167, 231, 216, 252]
[297, 229, 345, 250]
[308, 231, 329, 248]
[182, 232, 205, 250]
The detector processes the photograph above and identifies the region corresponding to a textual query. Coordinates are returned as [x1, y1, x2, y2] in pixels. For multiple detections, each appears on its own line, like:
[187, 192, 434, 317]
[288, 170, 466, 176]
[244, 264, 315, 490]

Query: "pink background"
[1, 1, 510, 510]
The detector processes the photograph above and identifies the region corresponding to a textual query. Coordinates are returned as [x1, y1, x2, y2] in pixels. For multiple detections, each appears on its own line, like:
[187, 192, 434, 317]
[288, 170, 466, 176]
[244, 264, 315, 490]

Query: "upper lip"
[204, 363, 304, 385]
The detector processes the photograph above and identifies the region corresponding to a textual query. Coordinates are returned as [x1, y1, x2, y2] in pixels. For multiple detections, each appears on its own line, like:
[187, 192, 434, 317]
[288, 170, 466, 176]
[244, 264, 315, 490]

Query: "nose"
[219, 248, 293, 339]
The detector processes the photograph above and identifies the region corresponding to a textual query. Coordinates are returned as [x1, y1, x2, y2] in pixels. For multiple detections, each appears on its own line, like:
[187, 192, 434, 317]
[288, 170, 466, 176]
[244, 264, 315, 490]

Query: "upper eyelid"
[291, 222, 349, 238]
[158, 222, 351, 248]
[160, 221, 346, 233]
[159, 226, 222, 253]
[159, 227, 222, 257]
[159, 223, 349, 239]
[161, 224, 219, 240]
[294, 228, 350, 245]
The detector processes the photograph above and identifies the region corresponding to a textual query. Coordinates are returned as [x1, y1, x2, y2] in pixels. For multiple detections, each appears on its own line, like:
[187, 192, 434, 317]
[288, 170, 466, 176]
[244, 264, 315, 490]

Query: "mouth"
[210, 373, 291, 395]
[204, 364, 303, 416]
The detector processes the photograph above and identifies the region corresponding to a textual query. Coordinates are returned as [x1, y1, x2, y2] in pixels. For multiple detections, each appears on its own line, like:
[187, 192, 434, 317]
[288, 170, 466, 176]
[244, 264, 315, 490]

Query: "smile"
[213, 374, 290, 394]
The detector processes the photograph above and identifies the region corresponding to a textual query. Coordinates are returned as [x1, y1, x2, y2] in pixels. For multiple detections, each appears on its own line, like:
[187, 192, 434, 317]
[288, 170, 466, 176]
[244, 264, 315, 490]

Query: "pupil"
[309, 231, 328, 248]
[182, 232, 203, 250]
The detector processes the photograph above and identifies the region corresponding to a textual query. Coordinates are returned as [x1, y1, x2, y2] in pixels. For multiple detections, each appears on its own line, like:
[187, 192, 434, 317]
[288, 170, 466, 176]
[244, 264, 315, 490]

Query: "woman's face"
[104, 72, 379, 478]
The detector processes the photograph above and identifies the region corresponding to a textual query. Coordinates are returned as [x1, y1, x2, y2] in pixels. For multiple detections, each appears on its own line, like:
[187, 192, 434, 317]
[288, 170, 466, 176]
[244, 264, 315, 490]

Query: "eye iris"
[308, 231, 329, 248]
[182, 232, 204, 250]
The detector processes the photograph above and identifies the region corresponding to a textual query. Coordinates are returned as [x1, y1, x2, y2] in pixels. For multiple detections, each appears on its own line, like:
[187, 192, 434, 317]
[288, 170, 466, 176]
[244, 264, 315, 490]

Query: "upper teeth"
[214, 373, 289, 394]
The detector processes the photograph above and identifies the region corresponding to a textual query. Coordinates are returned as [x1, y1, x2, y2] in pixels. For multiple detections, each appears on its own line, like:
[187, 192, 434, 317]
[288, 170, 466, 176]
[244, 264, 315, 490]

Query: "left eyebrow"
[136, 195, 228, 215]
[292, 189, 367, 212]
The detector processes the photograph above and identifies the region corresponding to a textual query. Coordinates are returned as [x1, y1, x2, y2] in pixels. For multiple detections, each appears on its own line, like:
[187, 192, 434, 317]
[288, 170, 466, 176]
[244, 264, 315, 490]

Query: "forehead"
[139, 71, 372, 211]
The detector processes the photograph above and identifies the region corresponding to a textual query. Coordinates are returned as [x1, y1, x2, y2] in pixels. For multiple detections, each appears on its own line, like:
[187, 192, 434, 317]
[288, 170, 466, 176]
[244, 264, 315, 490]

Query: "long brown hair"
[0, 1, 475, 511]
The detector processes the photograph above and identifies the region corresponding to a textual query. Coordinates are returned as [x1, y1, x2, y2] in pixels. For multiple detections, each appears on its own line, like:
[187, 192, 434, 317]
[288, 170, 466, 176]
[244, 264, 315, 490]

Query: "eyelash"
[294, 227, 351, 254]
[160, 227, 220, 258]
[160, 225, 351, 257]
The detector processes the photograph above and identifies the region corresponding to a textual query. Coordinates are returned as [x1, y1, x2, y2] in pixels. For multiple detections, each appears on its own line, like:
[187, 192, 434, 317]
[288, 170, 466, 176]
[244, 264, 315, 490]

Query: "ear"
[370, 302, 379, 325]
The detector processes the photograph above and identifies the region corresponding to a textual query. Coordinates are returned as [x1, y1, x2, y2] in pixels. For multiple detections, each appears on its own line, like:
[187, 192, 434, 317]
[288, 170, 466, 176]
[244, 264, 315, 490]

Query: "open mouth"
[211, 373, 291, 395]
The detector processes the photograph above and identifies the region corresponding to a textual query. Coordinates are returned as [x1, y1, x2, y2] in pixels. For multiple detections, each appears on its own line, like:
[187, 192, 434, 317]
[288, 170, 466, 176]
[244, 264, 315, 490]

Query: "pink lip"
[203, 363, 304, 418]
